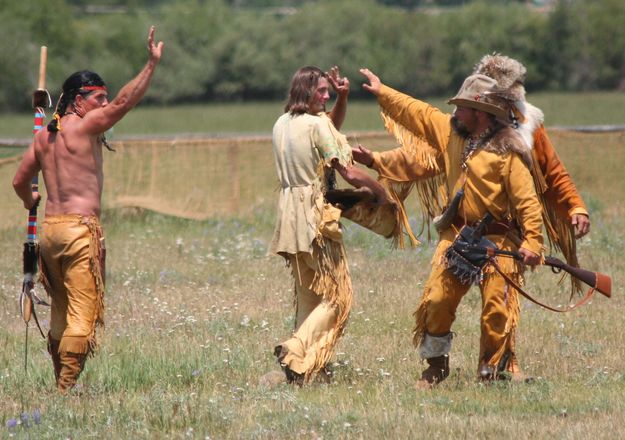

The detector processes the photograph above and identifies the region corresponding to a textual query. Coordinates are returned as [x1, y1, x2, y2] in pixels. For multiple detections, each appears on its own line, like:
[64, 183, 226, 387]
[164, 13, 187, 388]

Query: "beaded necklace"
[461, 127, 492, 170]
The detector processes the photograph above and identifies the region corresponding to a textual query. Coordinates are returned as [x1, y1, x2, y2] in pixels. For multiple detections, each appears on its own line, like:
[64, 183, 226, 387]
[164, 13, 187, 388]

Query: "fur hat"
[473, 53, 527, 102]
[447, 74, 510, 120]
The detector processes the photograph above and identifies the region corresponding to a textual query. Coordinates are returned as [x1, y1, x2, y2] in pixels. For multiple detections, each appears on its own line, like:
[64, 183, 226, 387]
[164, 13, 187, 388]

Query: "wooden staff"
[20, 46, 52, 372]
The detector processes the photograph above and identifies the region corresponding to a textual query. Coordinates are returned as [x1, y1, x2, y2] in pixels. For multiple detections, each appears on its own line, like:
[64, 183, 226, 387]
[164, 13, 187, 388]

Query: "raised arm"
[82, 26, 164, 135]
[327, 66, 349, 130]
[360, 67, 452, 154]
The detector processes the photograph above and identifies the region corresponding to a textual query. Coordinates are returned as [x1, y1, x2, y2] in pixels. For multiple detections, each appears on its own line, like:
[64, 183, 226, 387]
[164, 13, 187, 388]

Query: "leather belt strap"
[451, 216, 515, 236]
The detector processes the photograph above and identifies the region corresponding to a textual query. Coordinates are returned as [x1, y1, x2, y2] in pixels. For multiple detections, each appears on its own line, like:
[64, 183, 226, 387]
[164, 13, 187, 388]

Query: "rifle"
[461, 243, 611, 298]
[446, 213, 611, 312]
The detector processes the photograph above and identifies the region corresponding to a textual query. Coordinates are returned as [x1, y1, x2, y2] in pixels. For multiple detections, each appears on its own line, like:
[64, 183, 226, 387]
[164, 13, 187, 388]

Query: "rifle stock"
[468, 244, 613, 299]
[543, 256, 612, 298]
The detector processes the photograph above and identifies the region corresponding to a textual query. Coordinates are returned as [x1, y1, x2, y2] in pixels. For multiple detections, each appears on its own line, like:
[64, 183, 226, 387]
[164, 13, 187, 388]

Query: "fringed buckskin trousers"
[39, 215, 105, 391]
[413, 263, 522, 377]
[276, 236, 353, 383]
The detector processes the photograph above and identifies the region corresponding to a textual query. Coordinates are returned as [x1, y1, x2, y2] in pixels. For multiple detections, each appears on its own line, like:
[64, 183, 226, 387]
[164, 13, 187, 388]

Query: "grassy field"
[1, 91, 625, 141]
[0, 113, 624, 437]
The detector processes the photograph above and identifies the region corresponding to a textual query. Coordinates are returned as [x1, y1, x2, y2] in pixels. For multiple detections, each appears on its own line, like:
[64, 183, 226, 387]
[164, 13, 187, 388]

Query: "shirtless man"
[13, 26, 163, 393]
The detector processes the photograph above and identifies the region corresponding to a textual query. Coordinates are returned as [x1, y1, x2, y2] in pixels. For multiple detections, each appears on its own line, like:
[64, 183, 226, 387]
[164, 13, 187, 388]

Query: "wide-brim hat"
[447, 74, 509, 120]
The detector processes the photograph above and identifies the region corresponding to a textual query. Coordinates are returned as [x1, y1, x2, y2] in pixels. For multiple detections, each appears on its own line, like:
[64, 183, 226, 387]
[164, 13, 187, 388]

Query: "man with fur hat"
[356, 68, 544, 387]
[473, 53, 589, 244]
[469, 53, 590, 379]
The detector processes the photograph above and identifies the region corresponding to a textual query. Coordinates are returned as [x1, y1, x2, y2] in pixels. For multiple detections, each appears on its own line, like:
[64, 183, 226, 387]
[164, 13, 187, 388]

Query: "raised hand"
[147, 26, 164, 64]
[359, 68, 382, 96]
[327, 66, 350, 98]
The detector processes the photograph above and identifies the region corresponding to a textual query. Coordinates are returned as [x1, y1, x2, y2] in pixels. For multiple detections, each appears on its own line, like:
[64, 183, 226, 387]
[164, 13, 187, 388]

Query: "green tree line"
[2, 0, 624, 111]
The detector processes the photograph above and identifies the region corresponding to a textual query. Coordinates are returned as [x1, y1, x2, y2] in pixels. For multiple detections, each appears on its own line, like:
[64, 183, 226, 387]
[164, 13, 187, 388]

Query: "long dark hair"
[47, 70, 106, 133]
[284, 66, 326, 115]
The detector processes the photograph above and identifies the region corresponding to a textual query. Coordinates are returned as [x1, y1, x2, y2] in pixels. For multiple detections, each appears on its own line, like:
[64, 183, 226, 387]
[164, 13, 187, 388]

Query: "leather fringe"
[306, 237, 353, 381]
[530, 151, 582, 296]
[483, 273, 522, 369]
[380, 111, 443, 172]
[81, 217, 106, 355]
[380, 179, 420, 248]
[380, 110, 447, 243]
[412, 285, 430, 348]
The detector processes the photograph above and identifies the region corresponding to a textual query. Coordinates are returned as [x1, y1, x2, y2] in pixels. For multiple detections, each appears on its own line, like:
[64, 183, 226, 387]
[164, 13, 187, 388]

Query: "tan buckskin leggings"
[277, 238, 353, 382]
[414, 264, 520, 374]
[39, 214, 105, 355]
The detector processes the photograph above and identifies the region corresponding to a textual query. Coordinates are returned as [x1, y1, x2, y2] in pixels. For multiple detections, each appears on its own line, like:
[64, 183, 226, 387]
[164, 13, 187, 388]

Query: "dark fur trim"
[481, 126, 532, 169]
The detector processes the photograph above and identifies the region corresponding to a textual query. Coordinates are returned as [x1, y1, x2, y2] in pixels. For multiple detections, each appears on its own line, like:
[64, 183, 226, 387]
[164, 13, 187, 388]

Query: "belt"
[451, 216, 517, 236]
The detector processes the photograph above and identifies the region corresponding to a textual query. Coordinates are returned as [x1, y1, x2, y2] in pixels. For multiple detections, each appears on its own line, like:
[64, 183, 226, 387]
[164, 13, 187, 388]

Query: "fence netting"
[0, 133, 393, 231]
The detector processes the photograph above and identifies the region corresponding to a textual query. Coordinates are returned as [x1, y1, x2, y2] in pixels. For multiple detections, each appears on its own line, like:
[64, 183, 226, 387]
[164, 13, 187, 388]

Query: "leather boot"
[479, 362, 496, 382]
[274, 345, 305, 386]
[57, 352, 87, 394]
[283, 365, 305, 386]
[496, 353, 534, 383]
[415, 355, 449, 389]
[47, 338, 62, 386]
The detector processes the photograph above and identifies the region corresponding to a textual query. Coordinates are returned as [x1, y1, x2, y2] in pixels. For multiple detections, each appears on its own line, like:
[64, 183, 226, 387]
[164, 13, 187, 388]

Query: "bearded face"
[451, 106, 482, 138]
[451, 115, 471, 138]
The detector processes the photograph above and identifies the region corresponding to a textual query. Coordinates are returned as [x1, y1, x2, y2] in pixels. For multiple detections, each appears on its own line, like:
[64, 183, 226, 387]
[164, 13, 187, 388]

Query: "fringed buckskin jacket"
[371, 84, 544, 275]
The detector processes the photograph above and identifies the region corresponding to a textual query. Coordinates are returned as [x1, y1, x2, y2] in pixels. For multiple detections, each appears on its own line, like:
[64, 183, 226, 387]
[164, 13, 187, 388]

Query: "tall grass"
[0, 131, 623, 438]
